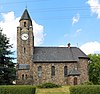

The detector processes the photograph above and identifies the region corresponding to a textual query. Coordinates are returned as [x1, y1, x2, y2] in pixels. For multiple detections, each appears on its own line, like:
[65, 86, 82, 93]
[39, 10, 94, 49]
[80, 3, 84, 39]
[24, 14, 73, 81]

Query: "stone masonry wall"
[78, 59, 89, 84]
[17, 59, 89, 85]
[32, 62, 77, 85]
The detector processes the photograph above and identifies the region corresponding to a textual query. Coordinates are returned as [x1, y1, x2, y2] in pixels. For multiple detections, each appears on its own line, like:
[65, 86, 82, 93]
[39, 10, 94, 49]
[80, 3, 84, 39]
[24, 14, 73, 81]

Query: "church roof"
[19, 9, 32, 22]
[33, 47, 89, 62]
[68, 69, 80, 76]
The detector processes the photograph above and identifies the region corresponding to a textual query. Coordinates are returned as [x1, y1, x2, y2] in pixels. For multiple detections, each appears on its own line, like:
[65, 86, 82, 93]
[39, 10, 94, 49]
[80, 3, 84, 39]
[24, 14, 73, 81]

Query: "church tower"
[17, 9, 34, 84]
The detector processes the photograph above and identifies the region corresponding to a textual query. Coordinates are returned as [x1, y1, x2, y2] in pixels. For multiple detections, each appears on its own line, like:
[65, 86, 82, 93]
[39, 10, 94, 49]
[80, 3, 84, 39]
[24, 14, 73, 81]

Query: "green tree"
[0, 31, 16, 85]
[88, 54, 100, 84]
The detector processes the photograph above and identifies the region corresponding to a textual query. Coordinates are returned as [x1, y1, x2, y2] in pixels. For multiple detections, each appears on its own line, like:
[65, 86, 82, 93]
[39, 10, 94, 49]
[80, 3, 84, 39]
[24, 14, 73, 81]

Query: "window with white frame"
[38, 66, 42, 78]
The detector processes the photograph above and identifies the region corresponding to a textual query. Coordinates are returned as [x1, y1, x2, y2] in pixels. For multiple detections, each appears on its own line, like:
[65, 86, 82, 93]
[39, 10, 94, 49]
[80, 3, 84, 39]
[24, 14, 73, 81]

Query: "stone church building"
[16, 9, 89, 85]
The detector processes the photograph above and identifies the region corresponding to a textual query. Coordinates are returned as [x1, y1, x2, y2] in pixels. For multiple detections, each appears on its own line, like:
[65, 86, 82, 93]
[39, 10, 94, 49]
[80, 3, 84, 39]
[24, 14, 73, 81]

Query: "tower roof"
[19, 9, 32, 22]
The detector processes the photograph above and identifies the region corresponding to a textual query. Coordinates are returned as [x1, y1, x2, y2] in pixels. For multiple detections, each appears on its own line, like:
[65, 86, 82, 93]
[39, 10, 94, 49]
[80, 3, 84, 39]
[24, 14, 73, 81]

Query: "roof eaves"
[78, 56, 90, 60]
[33, 60, 78, 63]
[68, 69, 80, 76]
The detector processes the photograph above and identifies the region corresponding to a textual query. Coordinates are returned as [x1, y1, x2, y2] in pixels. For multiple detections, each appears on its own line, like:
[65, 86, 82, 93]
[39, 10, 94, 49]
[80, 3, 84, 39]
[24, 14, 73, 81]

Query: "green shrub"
[37, 83, 61, 88]
[0, 85, 36, 94]
[82, 81, 93, 85]
[70, 85, 100, 94]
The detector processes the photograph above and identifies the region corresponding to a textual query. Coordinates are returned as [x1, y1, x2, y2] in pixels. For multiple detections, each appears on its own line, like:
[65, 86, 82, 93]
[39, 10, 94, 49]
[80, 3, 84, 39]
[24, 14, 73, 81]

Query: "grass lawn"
[36, 86, 70, 94]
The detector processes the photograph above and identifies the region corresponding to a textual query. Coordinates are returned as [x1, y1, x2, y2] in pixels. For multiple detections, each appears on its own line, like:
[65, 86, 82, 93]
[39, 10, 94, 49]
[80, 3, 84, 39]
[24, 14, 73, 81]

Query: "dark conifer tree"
[0, 30, 16, 85]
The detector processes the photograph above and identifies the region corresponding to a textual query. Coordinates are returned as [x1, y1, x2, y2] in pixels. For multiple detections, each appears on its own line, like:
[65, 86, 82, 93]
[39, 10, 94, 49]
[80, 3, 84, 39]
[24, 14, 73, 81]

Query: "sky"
[0, 0, 100, 60]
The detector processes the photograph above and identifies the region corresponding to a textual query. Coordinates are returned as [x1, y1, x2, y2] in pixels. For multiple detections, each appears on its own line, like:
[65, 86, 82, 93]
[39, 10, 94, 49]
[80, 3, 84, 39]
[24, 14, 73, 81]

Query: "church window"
[51, 66, 55, 76]
[22, 74, 24, 80]
[25, 74, 28, 80]
[24, 47, 26, 53]
[64, 66, 68, 77]
[38, 66, 42, 78]
[24, 22, 26, 27]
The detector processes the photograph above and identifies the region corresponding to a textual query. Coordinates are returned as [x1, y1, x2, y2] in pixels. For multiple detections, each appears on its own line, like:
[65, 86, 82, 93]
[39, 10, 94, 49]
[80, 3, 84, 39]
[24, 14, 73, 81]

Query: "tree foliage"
[0, 31, 16, 85]
[88, 54, 100, 84]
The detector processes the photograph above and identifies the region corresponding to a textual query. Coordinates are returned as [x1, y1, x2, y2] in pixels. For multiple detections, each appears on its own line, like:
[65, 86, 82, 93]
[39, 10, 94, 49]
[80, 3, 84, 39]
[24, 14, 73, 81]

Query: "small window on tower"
[24, 22, 26, 27]
[22, 74, 24, 80]
[24, 47, 26, 53]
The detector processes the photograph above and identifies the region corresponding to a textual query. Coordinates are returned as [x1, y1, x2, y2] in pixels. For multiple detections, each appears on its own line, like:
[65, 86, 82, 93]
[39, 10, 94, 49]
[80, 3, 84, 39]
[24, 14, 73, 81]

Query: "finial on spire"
[26, 4, 27, 9]
[25, 0, 27, 9]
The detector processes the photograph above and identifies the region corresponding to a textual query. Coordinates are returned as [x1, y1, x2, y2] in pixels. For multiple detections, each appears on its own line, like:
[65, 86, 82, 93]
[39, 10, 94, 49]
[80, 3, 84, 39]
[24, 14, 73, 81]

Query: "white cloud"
[87, 0, 100, 18]
[0, 11, 45, 51]
[32, 20, 45, 45]
[59, 41, 100, 55]
[80, 41, 100, 55]
[76, 28, 82, 33]
[59, 45, 66, 47]
[72, 13, 80, 25]
[0, 12, 19, 50]
[73, 28, 82, 37]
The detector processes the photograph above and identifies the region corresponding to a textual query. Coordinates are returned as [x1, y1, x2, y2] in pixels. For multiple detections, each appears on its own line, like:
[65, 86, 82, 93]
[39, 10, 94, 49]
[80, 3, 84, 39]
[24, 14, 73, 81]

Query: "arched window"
[24, 22, 26, 27]
[25, 74, 28, 80]
[51, 66, 55, 76]
[74, 77, 78, 85]
[38, 66, 42, 78]
[22, 74, 24, 80]
[24, 47, 26, 53]
[64, 66, 68, 77]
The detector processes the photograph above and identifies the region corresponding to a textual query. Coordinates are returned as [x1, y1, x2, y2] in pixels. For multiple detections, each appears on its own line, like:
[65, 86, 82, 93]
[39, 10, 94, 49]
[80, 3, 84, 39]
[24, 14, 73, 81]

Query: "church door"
[74, 77, 77, 85]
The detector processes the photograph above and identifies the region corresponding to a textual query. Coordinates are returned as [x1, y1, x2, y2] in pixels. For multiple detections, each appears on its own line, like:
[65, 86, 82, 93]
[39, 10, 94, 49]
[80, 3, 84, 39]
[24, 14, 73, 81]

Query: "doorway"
[74, 77, 77, 85]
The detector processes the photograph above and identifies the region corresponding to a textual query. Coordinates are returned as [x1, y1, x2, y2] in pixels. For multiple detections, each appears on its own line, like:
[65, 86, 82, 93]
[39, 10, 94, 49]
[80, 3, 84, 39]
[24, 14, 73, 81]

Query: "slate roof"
[33, 47, 89, 62]
[19, 9, 32, 22]
[68, 69, 80, 76]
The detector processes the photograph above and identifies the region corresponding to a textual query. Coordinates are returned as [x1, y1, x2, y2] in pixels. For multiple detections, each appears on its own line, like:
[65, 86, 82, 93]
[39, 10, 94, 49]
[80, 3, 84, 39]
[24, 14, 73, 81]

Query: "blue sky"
[0, 0, 100, 57]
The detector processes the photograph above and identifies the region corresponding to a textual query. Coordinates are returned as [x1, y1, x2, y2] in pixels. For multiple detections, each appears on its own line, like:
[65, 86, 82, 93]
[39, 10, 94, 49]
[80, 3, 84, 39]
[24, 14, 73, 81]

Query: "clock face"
[21, 33, 28, 40]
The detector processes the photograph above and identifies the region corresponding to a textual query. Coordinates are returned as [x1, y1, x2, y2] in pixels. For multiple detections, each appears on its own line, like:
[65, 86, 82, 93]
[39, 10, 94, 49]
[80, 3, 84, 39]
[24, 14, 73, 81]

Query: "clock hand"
[24, 36, 27, 38]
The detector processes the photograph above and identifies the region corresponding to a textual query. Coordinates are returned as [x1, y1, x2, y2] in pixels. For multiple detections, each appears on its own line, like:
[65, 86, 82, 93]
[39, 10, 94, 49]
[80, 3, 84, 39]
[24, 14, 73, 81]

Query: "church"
[16, 9, 89, 85]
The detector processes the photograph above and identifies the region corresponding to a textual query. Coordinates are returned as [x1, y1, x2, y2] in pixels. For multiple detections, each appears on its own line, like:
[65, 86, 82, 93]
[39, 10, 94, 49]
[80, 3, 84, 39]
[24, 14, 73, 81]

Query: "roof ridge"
[34, 46, 77, 48]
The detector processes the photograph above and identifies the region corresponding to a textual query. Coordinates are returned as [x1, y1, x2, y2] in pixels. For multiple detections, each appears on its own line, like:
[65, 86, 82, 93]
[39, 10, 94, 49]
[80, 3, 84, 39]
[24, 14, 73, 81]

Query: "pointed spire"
[19, 9, 32, 22]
